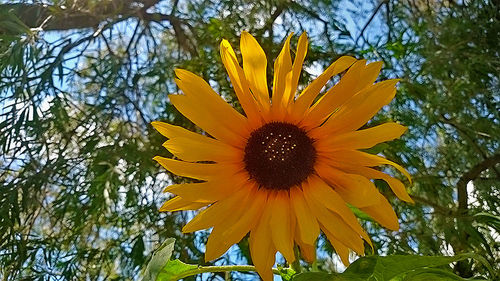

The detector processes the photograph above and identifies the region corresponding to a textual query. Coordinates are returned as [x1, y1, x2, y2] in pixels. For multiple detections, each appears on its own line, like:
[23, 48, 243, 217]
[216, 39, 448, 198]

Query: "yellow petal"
[315, 161, 381, 207]
[290, 186, 320, 245]
[151, 121, 210, 141]
[342, 165, 413, 203]
[283, 32, 308, 106]
[296, 240, 316, 263]
[271, 33, 293, 116]
[153, 156, 240, 180]
[165, 173, 248, 203]
[204, 205, 248, 261]
[315, 122, 407, 151]
[182, 186, 249, 233]
[159, 196, 209, 212]
[323, 228, 351, 266]
[249, 195, 276, 281]
[169, 94, 246, 147]
[205, 185, 265, 261]
[324, 150, 412, 183]
[153, 121, 233, 161]
[357, 61, 383, 91]
[162, 136, 241, 162]
[289, 191, 297, 250]
[204, 227, 228, 262]
[305, 190, 365, 255]
[240, 31, 270, 110]
[278, 71, 293, 121]
[360, 194, 400, 231]
[304, 60, 367, 127]
[223, 185, 267, 237]
[291, 56, 356, 121]
[319, 79, 399, 134]
[270, 191, 295, 263]
[306, 175, 372, 246]
[174, 68, 248, 133]
[220, 40, 263, 126]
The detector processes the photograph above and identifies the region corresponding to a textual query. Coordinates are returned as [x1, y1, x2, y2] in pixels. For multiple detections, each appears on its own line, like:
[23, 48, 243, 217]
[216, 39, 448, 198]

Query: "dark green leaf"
[131, 235, 146, 266]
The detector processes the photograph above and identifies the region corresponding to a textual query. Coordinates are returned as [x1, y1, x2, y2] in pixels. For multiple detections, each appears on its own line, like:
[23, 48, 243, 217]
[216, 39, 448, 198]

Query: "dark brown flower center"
[243, 122, 316, 190]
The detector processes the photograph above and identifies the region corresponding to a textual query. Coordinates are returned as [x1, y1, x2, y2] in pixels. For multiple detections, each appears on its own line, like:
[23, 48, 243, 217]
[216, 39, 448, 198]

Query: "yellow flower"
[152, 32, 412, 280]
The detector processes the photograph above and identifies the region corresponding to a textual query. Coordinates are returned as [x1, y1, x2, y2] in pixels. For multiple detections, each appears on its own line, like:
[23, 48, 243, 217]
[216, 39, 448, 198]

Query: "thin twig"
[355, 0, 389, 46]
[411, 194, 457, 216]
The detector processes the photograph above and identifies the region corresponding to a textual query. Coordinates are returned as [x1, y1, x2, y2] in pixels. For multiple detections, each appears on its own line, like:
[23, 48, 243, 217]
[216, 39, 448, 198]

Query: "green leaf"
[348, 205, 374, 222]
[0, 9, 32, 35]
[473, 212, 500, 232]
[362, 143, 389, 154]
[399, 268, 466, 281]
[142, 238, 176, 281]
[141, 238, 201, 281]
[292, 254, 493, 281]
[342, 253, 492, 280]
[130, 235, 145, 266]
[293, 272, 343, 281]
[156, 259, 198, 281]
[278, 265, 296, 281]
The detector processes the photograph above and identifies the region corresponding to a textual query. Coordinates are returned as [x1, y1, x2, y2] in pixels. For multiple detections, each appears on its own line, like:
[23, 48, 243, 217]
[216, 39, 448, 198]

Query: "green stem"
[174, 265, 281, 279]
[290, 245, 302, 273]
[310, 260, 319, 272]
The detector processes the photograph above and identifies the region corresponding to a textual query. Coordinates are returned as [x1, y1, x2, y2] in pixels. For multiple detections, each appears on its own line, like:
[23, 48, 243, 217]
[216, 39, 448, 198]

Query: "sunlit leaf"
[142, 238, 176, 281]
[156, 259, 198, 281]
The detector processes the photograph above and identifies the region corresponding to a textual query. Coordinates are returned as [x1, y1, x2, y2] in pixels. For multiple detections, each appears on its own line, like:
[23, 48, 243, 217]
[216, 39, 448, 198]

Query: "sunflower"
[152, 31, 412, 280]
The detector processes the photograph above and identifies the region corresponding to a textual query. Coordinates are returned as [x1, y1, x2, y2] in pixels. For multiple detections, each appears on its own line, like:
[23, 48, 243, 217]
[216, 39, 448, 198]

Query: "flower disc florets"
[244, 122, 316, 190]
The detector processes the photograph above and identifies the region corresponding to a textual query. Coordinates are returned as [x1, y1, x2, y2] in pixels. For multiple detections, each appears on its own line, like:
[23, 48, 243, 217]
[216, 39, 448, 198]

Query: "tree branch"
[440, 115, 500, 178]
[2, 0, 160, 32]
[143, 12, 198, 57]
[257, 4, 285, 38]
[3, 1, 198, 57]
[456, 153, 500, 212]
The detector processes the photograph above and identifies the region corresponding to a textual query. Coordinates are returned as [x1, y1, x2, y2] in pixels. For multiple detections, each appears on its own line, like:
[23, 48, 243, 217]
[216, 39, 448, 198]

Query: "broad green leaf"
[398, 268, 466, 281]
[293, 272, 343, 281]
[156, 259, 198, 281]
[292, 254, 493, 281]
[342, 253, 492, 280]
[142, 238, 175, 281]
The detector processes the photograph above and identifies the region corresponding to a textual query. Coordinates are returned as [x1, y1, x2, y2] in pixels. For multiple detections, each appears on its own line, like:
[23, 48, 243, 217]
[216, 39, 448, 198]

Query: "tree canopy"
[1, 0, 498, 280]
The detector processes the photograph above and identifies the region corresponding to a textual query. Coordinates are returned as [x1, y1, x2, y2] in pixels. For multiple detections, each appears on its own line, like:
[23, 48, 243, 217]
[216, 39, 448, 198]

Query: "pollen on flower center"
[243, 122, 316, 190]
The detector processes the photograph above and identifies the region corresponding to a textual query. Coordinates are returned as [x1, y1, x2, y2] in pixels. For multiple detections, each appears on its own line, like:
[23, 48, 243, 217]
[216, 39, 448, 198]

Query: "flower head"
[152, 31, 412, 280]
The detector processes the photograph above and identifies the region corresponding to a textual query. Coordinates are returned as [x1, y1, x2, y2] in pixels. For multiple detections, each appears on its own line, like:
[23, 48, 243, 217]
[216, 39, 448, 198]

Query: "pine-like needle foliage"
[0, 0, 498, 280]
